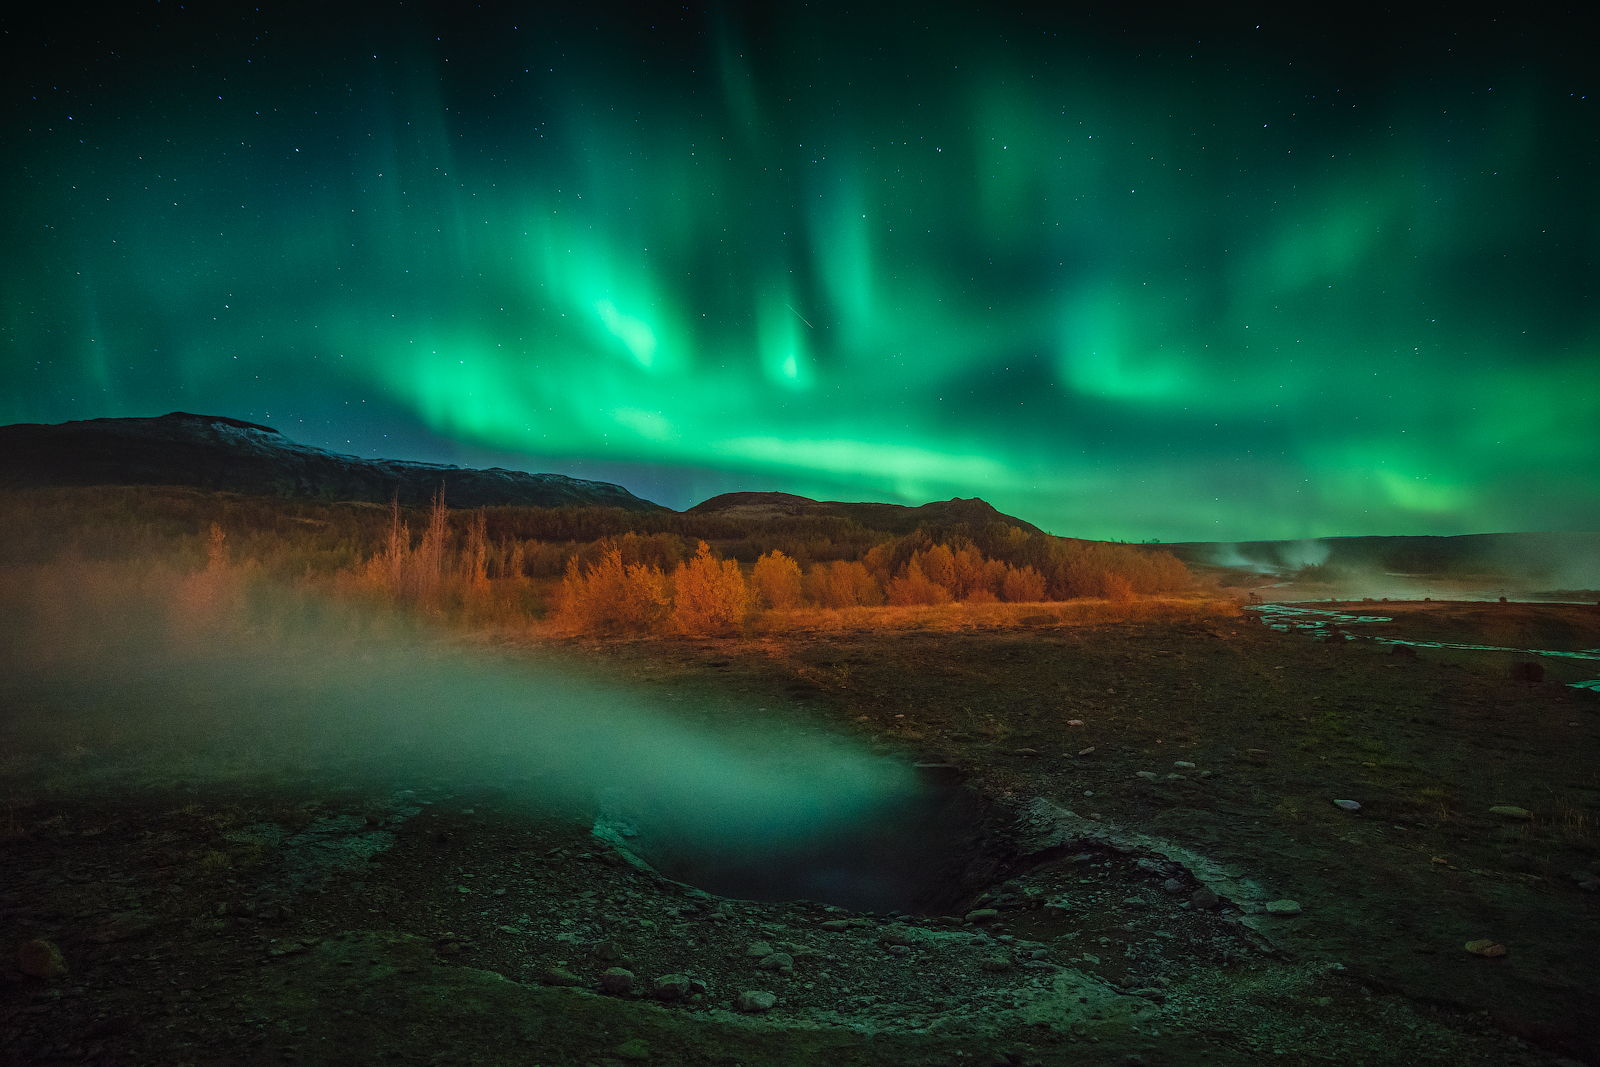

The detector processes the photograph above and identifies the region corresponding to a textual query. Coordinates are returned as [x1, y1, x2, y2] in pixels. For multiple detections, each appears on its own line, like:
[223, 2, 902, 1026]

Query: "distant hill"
[0, 413, 669, 512]
[688, 491, 1043, 536]
[1164, 532, 1600, 585]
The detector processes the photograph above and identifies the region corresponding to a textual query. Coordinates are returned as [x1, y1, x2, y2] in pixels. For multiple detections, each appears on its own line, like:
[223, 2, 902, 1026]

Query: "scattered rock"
[652, 973, 691, 1000]
[1465, 939, 1506, 958]
[1333, 800, 1361, 811]
[736, 990, 777, 1013]
[1192, 887, 1220, 909]
[601, 967, 635, 994]
[1264, 899, 1302, 916]
[1488, 806, 1533, 820]
[540, 965, 582, 987]
[17, 939, 66, 979]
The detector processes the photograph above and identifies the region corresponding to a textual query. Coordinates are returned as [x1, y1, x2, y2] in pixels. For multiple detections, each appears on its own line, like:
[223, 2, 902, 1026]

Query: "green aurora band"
[4, 6, 1596, 540]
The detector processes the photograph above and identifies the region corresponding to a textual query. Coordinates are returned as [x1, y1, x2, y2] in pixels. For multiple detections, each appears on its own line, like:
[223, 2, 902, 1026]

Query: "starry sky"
[3, 4, 1595, 540]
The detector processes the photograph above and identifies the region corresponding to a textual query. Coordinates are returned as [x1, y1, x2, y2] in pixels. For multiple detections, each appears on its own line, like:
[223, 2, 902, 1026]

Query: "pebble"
[1333, 800, 1361, 811]
[736, 990, 777, 1013]
[1488, 806, 1533, 820]
[1264, 899, 1302, 916]
[652, 973, 691, 1000]
[601, 967, 635, 994]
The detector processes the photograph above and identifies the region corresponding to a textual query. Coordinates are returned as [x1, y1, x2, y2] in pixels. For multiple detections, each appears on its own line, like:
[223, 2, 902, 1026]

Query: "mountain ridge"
[0, 413, 669, 512]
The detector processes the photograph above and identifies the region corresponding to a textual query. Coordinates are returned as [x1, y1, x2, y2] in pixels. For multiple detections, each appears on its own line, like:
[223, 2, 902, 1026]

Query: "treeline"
[2, 486, 1193, 635]
[557, 529, 1191, 635]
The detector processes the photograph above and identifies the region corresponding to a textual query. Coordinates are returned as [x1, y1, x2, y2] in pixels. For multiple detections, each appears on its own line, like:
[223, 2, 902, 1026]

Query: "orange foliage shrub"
[557, 546, 670, 634]
[1000, 563, 1047, 602]
[805, 560, 882, 608]
[886, 558, 954, 606]
[752, 550, 803, 610]
[671, 541, 749, 635]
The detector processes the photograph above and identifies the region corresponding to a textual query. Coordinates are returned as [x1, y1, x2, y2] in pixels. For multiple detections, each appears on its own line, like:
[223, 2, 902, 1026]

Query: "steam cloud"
[0, 564, 927, 892]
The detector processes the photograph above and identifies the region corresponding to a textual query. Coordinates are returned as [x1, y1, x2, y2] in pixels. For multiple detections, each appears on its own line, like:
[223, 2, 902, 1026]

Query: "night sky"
[4, 4, 1595, 540]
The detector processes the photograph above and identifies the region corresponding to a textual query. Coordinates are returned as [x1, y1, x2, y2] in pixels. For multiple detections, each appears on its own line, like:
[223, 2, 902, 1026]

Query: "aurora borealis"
[4, 5, 1595, 540]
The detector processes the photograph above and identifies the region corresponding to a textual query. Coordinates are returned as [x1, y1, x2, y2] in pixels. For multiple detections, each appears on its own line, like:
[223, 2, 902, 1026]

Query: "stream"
[1254, 601, 1600, 691]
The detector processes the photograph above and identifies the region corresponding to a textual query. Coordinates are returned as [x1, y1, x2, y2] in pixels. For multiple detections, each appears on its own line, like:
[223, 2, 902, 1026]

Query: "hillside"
[689, 491, 1043, 536]
[0, 413, 668, 512]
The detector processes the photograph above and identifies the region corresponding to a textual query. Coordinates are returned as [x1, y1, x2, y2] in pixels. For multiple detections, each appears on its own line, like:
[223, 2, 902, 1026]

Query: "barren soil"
[4, 602, 1599, 1066]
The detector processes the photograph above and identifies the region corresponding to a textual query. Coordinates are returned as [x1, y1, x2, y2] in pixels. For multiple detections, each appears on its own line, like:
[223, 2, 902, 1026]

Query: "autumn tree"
[672, 541, 749, 635]
[751, 549, 803, 610]
[557, 545, 670, 634]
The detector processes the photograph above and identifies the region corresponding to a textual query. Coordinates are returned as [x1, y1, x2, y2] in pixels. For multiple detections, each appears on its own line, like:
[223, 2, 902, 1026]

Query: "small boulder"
[965, 909, 999, 924]
[745, 940, 774, 958]
[736, 990, 777, 1013]
[539, 965, 582, 987]
[757, 952, 794, 972]
[878, 925, 913, 946]
[601, 967, 635, 994]
[1333, 799, 1361, 812]
[17, 939, 66, 979]
[980, 955, 1014, 973]
[1264, 899, 1302, 916]
[652, 973, 692, 1000]
[1191, 887, 1220, 909]
[591, 940, 626, 963]
[614, 1038, 651, 1061]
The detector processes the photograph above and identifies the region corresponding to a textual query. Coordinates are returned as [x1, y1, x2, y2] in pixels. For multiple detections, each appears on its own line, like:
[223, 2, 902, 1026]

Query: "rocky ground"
[3, 601, 1598, 1066]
